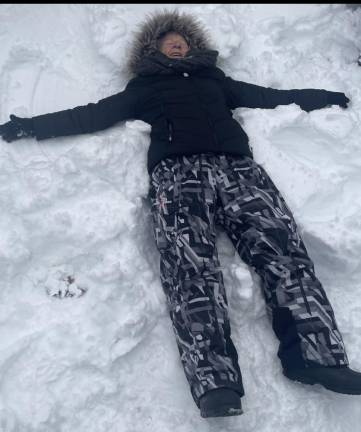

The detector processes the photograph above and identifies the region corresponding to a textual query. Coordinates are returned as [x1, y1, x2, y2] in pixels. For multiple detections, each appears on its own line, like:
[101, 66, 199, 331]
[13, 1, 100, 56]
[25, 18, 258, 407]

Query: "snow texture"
[1, 3, 361, 431]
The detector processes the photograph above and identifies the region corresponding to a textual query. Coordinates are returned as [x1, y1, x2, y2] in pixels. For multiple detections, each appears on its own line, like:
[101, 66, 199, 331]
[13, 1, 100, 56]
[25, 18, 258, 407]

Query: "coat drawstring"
[199, 154, 206, 206]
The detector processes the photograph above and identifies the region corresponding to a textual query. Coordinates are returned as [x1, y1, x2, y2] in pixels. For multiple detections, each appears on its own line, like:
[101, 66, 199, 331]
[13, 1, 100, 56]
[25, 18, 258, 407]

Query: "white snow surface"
[1, 3, 361, 431]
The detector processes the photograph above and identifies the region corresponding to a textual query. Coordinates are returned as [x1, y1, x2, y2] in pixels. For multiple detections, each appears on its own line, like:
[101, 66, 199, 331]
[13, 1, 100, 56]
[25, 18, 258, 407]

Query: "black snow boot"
[283, 366, 361, 395]
[199, 388, 243, 418]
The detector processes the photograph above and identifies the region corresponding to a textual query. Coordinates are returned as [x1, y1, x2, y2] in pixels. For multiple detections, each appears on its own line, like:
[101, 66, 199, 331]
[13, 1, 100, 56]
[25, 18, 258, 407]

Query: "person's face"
[158, 32, 190, 59]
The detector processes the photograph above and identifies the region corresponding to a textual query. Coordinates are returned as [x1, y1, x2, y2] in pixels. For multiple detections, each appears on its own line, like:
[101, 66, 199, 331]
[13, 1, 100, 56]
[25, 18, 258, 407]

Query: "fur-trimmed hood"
[127, 9, 215, 76]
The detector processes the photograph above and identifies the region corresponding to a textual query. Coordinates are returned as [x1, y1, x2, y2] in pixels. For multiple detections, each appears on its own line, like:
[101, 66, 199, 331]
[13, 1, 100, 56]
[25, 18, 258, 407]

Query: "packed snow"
[1, 3, 361, 431]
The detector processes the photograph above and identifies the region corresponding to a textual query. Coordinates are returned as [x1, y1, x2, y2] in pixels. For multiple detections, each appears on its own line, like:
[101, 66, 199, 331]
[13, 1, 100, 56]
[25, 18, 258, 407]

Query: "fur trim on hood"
[127, 9, 215, 76]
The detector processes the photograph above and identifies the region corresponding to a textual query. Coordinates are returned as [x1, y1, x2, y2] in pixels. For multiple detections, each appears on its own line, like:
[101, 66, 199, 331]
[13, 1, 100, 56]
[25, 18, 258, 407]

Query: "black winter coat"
[32, 66, 333, 174]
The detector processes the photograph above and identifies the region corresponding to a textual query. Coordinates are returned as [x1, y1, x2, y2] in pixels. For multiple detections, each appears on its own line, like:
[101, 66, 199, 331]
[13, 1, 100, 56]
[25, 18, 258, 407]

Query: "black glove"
[326, 91, 350, 109]
[0, 114, 35, 142]
[295, 89, 350, 112]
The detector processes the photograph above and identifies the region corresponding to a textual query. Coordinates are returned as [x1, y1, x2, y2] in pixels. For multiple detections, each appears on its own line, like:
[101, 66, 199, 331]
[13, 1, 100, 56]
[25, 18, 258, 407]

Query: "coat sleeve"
[32, 82, 142, 140]
[222, 76, 329, 111]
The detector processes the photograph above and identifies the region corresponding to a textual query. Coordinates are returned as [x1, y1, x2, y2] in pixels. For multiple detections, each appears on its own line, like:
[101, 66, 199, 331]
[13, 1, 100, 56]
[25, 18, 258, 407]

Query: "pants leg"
[216, 154, 349, 370]
[149, 155, 244, 409]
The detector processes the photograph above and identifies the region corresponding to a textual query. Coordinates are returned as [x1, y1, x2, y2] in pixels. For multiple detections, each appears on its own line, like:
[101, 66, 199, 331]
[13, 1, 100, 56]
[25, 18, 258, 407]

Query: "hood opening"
[127, 8, 214, 76]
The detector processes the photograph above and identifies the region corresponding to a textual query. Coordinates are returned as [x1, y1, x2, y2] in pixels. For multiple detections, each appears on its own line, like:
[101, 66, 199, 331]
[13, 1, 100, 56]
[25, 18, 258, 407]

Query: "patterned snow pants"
[149, 153, 348, 408]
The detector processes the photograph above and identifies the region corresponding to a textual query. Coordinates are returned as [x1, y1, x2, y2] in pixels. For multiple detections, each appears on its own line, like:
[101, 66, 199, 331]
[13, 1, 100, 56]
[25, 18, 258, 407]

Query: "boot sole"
[283, 370, 361, 395]
[201, 405, 243, 418]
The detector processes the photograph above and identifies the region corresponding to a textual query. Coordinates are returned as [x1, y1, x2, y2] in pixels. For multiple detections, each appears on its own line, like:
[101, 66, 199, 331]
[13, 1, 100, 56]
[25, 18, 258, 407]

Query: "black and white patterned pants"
[149, 153, 348, 408]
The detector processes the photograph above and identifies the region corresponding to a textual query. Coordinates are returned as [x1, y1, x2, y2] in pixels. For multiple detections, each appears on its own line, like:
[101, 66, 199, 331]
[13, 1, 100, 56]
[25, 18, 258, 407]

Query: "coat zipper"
[188, 76, 220, 149]
[205, 114, 219, 149]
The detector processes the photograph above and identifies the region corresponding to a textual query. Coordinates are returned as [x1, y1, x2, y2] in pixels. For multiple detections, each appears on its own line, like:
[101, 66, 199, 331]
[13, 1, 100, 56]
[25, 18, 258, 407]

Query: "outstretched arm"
[0, 82, 142, 142]
[222, 76, 350, 112]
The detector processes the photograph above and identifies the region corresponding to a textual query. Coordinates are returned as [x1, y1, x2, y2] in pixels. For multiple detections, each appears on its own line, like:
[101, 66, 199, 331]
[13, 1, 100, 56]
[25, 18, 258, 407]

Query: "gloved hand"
[326, 91, 350, 109]
[0, 114, 35, 142]
[295, 89, 350, 112]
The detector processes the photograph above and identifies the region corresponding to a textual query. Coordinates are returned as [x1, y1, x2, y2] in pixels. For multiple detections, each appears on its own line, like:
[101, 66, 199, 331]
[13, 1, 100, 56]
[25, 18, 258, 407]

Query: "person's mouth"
[170, 52, 182, 58]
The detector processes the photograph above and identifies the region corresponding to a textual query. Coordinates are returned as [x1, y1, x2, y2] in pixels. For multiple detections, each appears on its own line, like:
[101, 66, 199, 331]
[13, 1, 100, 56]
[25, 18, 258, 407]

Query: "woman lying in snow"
[1, 9, 360, 419]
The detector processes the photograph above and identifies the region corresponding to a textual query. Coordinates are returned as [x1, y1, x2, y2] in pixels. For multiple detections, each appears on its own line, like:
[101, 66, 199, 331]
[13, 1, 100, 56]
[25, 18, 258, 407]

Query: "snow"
[0, 3, 361, 431]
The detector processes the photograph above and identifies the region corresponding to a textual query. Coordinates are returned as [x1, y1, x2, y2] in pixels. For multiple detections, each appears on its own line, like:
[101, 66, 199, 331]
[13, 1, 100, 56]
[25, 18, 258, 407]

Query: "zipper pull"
[167, 120, 173, 143]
